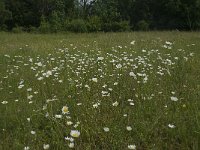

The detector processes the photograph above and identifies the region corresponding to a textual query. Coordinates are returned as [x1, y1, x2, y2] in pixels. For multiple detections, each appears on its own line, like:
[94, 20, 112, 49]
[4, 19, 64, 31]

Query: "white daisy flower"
[128, 144, 136, 150]
[43, 144, 50, 149]
[171, 96, 178, 101]
[130, 41, 135, 45]
[92, 78, 98, 83]
[70, 130, 80, 138]
[24, 146, 30, 150]
[55, 115, 62, 119]
[31, 131, 36, 135]
[168, 124, 176, 128]
[116, 64, 122, 69]
[126, 126, 132, 131]
[62, 106, 69, 114]
[103, 127, 109, 132]
[1, 101, 8, 104]
[68, 142, 74, 148]
[112, 101, 119, 107]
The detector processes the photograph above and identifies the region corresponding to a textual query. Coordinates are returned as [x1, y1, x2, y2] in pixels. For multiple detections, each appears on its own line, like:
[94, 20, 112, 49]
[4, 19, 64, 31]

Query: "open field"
[0, 32, 200, 150]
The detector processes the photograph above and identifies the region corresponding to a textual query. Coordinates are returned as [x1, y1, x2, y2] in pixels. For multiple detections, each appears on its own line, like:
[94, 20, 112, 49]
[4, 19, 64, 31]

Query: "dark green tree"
[0, 0, 12, 30]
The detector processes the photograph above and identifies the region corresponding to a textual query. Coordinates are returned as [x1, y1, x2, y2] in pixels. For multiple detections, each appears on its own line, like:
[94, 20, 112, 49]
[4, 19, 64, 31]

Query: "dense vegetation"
[1, 0, 200, 32]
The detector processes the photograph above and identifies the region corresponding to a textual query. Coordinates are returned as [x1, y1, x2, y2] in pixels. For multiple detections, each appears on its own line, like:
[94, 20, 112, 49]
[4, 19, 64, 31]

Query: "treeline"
[1, 0, 200, 33]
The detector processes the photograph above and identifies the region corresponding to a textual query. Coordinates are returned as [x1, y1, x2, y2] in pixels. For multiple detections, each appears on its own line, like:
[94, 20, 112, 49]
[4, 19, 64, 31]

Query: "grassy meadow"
[0, 32, 200, 150]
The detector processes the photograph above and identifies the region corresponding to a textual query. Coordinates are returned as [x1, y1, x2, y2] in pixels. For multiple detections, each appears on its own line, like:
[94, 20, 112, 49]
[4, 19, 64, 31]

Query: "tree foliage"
[1, 0, 200, 32]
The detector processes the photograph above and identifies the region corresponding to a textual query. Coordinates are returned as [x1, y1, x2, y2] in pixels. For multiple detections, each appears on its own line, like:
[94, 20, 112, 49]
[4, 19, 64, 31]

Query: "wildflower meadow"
[0, 32, 200, 150]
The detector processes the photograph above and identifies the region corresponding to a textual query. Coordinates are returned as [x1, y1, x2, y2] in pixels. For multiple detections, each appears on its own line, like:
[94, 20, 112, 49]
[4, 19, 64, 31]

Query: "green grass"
[0, 31, 200, 150]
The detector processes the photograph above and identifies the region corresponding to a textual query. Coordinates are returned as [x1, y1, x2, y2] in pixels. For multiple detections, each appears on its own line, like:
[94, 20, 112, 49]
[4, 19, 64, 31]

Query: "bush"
[65, 19, 87, 33]
[39, 15, 51, 33]
[0, 24, 8, 31]
[87, 16, 101, 32]
[102, 21, 130, 32]
[136, 20, 149, 31]
[12, 26, 24, 33]
[116, 21, 130, 31]
[29, 26, 38, 33]
[50, 11, 62, 32]
[39, 21, 51, 33]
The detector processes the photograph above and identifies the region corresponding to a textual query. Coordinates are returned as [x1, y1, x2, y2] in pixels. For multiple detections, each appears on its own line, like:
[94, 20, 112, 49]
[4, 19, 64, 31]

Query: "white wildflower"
[24, 146, 30, 150]
[130, 41, 135, 45]
[18, 84, 24, 89]
[129, 72, 137, 79]
[126, 126, 132, 131]
[166, 41, 172, 45]
[43, 144, 50, 150]
[27, 95, 33, 100]
[92, 78, 98, 83]
[97, 57, 104, 61]
[93, 103, 99, 108]
[128, 144, 136, 150]
[103, 127, 109, 132]
[68, 142, 74, 148]
[1, 101, 8, 104]
[62, 106, 69, 114]
[112, 101, 119, 107]
[116, 64, 122, 69]
[67, 121, 73, 125]
[70, 130, 80, 138]
[27, 88, 32, 92]
[168, 124, 176, 128]
[55, 115, 62, 119]
[31, 131, 36, 135]
[171, 96, 178, 101]
[36, 62, 42, 66]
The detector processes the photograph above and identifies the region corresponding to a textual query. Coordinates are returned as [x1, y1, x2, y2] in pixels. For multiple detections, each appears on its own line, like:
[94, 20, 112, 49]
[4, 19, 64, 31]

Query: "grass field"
[0, 32, 200, 150]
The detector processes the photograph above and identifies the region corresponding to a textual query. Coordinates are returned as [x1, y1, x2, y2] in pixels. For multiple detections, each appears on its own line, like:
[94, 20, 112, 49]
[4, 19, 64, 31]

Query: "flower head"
[126, 126, 132, 131]
[24, 146, 30, 150]
[68, 142, 74, 148]
[171, 96, 178, 101]
[128, 144, 136, 150]
[112, 101, 119, 107]
[103, 127, 109, 132]
[168, 124, 176, 128]
[62, 106, 69, 114]
[1, 101, 8, 104]
[92, 78, 98, 83]
[43, 144, 50, 149]
[130, 41, 135, 45]
[70, 130, 80, 138]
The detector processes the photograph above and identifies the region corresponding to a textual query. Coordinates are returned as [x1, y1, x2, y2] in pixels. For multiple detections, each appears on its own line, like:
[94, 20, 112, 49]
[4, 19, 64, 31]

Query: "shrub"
[12, 26, 24, 33]
[39, 15, 51, 33]
[39, 21, 51, 33]
[87, 16, 101, 32]
[136, 20, 149, 31]
[29, 26, 38, 33]
[65, 19, 87, 33]
[116, 21, 130, 31]
[0, 24, 8, 31]
[102, 21, 130, 32]
[50, 11, 62, 32]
